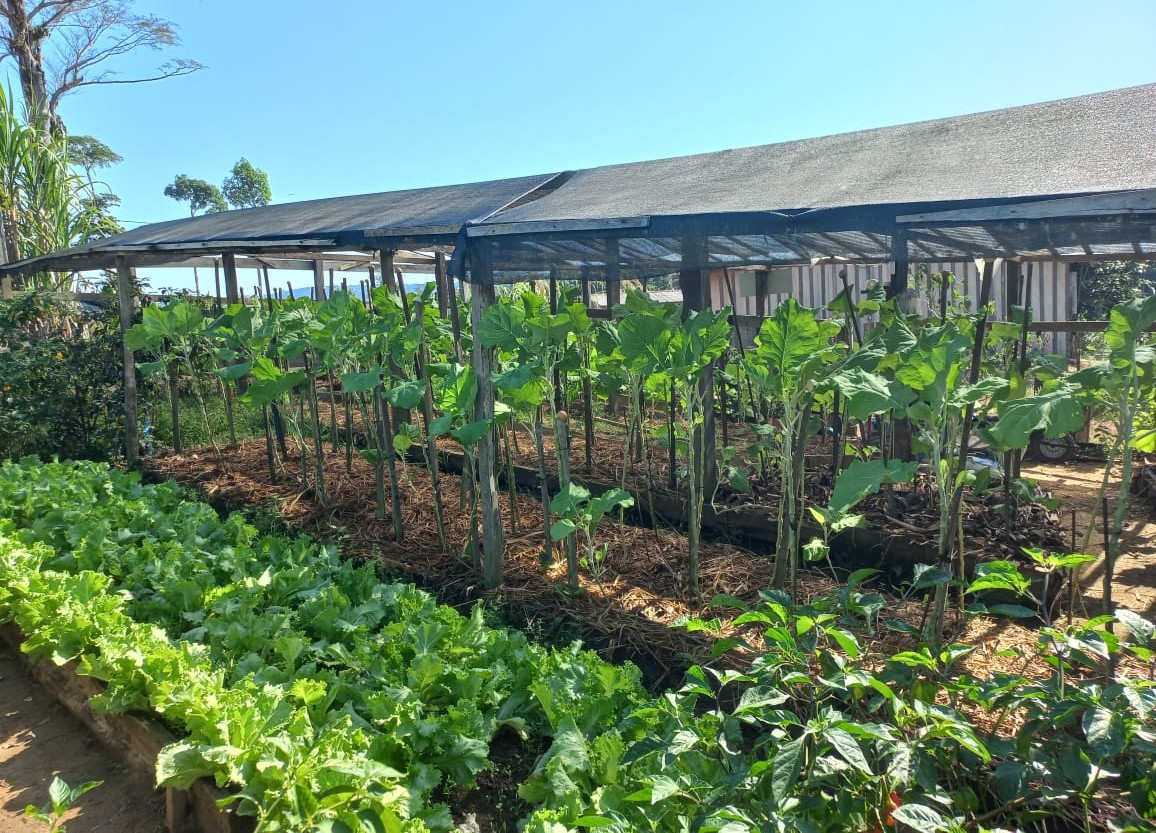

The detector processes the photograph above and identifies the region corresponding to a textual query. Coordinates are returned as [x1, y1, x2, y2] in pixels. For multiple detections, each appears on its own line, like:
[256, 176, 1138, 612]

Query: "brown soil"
[0, 646, 165, 833]
[1023, 458, 1156, 619]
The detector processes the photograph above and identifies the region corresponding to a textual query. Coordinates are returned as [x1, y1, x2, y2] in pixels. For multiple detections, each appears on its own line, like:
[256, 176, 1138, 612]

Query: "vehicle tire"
[1029, 431, 1076, 464]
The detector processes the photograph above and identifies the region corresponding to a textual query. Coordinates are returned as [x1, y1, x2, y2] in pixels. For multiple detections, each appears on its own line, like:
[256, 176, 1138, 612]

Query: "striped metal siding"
[711, 260, 1075, 356]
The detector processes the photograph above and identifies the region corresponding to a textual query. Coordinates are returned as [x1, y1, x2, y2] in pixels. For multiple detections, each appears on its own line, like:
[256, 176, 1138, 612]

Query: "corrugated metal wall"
[711, 260, 1075, 356]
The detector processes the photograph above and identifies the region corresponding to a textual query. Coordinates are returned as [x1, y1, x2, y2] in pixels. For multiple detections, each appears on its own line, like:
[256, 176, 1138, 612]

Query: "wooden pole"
[605, 238, 621, 309]
[328, 267, 335, 298]
[446, 258, 464, 362]
[222, 253, 240, 304]
[116, 256, 139, 468]
[213, 261, 223, 313]
[679, 237, 717, 495]
[470, 240, 504, 589]
[434, 251, 450, 318]
[312, 259, 326, 302]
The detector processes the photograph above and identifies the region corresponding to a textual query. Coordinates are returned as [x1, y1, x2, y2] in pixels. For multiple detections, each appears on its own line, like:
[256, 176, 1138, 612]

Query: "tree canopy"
[164, 174, 227, 217]
[222, 158, 271, 209]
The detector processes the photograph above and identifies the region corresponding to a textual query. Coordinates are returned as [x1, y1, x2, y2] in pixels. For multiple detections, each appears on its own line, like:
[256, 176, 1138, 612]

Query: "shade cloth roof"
[2, 84, 1154, 281]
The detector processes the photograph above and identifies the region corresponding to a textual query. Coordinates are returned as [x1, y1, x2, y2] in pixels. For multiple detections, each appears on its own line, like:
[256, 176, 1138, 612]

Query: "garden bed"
[0, 625, 243, 833]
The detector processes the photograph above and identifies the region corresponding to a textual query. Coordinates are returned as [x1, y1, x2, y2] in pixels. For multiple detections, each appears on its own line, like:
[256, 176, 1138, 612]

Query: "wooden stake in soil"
[116, 255, 139, 468]
[469, 243, 505, 589]
[166, 358, 181, 450]
[557, 410, 580, 591]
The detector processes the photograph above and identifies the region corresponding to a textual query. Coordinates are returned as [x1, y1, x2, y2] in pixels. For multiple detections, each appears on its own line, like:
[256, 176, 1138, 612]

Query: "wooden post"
[395, 267, 411, 322]
[470, 240, 505, 589]
[434, 251, 450, 318]
[605, 238, 621, 309]
[116, 256, 139, 468]
[679, 236, 717, 495]
[549, 269, 562, 411]
[312, 259, 326, 302]
[755, 269, 768, 318]
[445, 256, 463, 362]
[890, 231, 909, 298]
[328, 268, 335, 298]
[222, 253, 240, 304]
[578, 266, 594, 470]
[213, 261, 223, 313]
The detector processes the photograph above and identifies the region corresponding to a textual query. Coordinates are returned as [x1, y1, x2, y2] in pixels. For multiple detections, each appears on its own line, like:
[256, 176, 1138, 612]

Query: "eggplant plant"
[125, 299, 221, 457]
[620, 302, 730, 590]
[549, 482, 634, 589]
[747, 299, 844, 595]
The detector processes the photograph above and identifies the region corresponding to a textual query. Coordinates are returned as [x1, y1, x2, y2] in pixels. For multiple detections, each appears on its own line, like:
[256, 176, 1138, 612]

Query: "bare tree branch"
[0, 0, 201, 130]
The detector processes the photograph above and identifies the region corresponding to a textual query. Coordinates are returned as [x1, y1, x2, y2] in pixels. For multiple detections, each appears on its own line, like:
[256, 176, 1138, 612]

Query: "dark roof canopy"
[3, 84, 1154, 281]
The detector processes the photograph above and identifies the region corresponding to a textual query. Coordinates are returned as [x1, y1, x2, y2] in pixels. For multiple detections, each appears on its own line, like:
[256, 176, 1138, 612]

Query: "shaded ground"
[1023, 458, 1156, 620]
[0, 647, 165, 833]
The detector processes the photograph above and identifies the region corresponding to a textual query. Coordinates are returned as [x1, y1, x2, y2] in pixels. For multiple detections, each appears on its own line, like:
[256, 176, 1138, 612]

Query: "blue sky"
[5, 0, 1156, 287]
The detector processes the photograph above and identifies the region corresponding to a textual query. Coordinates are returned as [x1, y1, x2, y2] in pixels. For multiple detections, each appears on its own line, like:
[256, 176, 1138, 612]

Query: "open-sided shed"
[3, 83, 1154, 586]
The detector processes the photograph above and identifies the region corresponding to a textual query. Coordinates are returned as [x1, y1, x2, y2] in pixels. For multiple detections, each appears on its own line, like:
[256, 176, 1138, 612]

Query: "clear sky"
[5, 0, 1156, 288]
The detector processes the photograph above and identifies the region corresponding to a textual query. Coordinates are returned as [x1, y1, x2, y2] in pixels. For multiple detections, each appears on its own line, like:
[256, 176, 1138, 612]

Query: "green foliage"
[1076, 261, 1156, 321]
[24, 775, 103, 832]
[0, 459, 647, 832]
[222, 157, 271, 208]
[0, 292, 125, 461]
[163, 174, 227, 216]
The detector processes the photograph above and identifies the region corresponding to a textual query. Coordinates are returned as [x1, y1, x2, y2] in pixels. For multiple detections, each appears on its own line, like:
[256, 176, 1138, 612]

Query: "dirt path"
[0, 647, 165, 833]
[1022, 458, 1156, 620]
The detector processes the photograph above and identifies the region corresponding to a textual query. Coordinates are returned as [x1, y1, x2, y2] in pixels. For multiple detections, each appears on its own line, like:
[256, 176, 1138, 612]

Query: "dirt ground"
[1023, 458, 1156, 620]
[0, 647, 166, 833]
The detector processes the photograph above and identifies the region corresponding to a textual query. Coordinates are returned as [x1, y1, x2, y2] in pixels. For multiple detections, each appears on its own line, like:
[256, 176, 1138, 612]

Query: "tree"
[1076, 261, 1156, 321]
[222, 158, 271, 209]
[0, 0, 201, 131]
[164, 174, 227, 217]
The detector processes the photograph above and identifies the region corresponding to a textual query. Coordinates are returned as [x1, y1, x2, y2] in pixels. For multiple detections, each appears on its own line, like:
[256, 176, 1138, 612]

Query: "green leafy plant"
[24, 776, 103, 832]
[549, 482, 634, 587]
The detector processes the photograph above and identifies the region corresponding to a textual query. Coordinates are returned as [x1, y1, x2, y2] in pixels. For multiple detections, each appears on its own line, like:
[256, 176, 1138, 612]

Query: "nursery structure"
[3, 83, 1155, 592]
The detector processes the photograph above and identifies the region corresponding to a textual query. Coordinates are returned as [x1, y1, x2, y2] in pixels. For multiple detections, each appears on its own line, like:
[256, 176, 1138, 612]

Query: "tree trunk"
[3, 1, 54, 128]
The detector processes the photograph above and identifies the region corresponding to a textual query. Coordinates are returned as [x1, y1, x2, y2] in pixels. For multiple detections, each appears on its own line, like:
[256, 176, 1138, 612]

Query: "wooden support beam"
[890, 231, 909, 297]
[222, 253, 240, 304]
[312, 259, 326, 301]
[679, 236, 717, 496]
[434, 251, 450, 318]
[116, 256, 139, 469]
[605, 238, 621, 309]
[470, 240, 504, 589]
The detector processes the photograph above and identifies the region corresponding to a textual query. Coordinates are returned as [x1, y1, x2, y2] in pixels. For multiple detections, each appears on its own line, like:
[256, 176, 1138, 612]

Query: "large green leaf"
[450, 419, 491, 447]
[755, 299, 820, 383]
[989, 382, 1085, 450]
[828, 368, 915, 420]
[240, 371, 305, 406]
[385, 379, 425, 409]
[619, 313, 673, 376]
[829, 459, 918, 515]
[341, 369, 384, 395]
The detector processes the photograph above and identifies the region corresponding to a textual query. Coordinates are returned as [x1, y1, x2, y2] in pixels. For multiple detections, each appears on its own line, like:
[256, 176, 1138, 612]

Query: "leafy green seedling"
[549, 483, 634, 587]
[25, 776, 103, 832]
